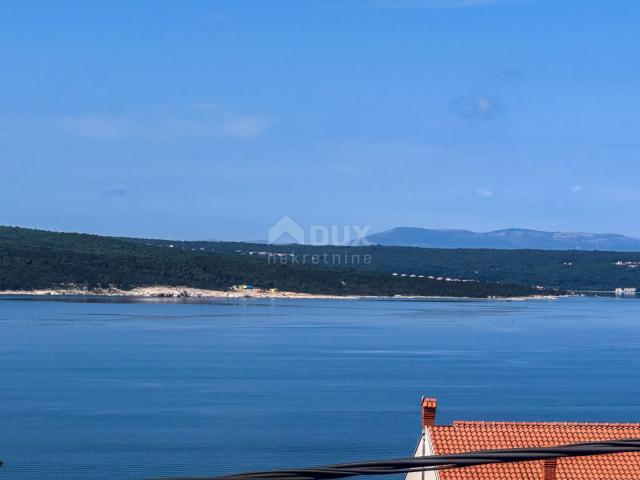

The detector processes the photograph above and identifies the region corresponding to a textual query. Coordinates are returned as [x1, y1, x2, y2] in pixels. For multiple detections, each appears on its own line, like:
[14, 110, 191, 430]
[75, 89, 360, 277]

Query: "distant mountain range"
[365, 227, 640, 251]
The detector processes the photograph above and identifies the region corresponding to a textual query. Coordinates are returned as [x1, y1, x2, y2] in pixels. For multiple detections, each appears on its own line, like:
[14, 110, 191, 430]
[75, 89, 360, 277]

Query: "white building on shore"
[614, 287, 637, 296]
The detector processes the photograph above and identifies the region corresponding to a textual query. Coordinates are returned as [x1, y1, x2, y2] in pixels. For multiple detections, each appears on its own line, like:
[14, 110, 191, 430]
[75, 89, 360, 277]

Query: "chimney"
[421, 397, 437, 427]
[543, 459, 557, 480]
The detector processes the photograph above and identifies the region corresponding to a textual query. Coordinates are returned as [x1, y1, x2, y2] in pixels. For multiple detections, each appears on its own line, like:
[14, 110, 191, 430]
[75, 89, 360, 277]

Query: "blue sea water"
[1, 296, 640, 479]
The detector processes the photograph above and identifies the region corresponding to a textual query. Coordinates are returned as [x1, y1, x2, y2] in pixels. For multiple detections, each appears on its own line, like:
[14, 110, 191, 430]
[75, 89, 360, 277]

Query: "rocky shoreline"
[0, 285, 559, 301]
[0, 286, 358, 300]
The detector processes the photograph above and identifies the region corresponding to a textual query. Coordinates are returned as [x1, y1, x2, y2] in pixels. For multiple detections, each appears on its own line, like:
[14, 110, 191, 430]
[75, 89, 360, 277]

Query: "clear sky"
[1, 0, 639, 240]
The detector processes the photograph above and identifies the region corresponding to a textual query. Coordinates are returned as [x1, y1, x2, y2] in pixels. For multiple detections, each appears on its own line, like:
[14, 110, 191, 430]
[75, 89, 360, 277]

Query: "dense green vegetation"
[0, 226, 549, 298]
[4, 224, 634, 294]
[128, 238, 640, 291]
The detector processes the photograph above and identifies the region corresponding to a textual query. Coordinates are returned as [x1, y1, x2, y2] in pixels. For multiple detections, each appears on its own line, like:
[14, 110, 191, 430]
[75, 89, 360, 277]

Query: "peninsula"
[0, 226, 556, 299]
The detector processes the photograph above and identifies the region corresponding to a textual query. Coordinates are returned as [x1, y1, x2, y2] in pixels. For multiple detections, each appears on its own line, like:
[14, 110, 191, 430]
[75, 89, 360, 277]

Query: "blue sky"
[1, 0, 639, 240]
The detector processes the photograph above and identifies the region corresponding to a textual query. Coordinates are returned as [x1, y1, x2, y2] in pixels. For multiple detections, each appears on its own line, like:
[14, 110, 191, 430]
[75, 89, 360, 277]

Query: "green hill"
[125, 238, 640, 292]
[0, 226, 547, 298]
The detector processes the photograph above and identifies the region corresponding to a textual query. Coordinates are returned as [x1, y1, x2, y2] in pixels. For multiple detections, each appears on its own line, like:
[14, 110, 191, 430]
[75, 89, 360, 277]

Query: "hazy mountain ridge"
[366, 227, 640, 251]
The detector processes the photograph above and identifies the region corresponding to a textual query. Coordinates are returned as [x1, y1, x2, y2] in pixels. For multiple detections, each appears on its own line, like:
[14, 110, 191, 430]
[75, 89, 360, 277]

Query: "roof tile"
[430, 421, 640, 480]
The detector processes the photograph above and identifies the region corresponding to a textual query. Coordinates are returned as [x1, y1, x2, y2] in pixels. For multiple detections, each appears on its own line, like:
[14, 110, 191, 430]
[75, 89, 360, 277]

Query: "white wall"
[405, 428, 439, 480]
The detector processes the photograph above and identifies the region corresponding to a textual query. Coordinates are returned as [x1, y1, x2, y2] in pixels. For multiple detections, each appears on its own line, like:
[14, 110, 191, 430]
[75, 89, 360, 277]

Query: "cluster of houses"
[230, 284, 279, 294]
[391, 272, 477, 283]
[235, 249, 292, 259]
[614, 260, 640, 268]
[145, 244, 293, 258]
[612, 263, 638, 295]
[615, 287, 637, 296]
[145, 242, 216, 253]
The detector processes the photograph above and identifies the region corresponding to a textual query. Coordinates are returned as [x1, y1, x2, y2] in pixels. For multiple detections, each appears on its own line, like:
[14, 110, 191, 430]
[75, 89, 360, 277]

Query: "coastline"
[0, 286, 357, 300]
[0, 285, 560, 301]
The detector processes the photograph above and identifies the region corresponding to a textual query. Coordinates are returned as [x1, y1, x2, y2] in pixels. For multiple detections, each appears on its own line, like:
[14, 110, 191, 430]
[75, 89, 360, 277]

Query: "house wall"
[405, 427, 439, 480]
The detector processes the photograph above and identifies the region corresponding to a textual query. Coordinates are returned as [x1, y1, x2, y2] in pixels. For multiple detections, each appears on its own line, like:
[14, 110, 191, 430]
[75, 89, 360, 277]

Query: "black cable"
[151, 438, 640, 480]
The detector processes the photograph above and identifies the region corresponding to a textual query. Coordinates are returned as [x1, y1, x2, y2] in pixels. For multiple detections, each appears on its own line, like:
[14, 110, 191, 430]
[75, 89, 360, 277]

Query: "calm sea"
[1, 296, 640, 479]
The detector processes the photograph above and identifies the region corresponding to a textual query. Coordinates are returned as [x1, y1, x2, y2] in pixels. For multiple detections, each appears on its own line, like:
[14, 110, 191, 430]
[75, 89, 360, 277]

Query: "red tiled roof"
[430, 420, 640, 480]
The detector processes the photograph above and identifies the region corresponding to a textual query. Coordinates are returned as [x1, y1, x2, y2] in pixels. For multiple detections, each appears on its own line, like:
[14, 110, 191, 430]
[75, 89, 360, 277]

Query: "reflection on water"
[1, 296, 640, 479]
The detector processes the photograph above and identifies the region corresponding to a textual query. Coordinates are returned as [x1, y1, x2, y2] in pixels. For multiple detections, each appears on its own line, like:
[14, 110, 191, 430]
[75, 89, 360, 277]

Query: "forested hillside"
[128, 239, 640, 291]
[0, 227, 547, 298]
